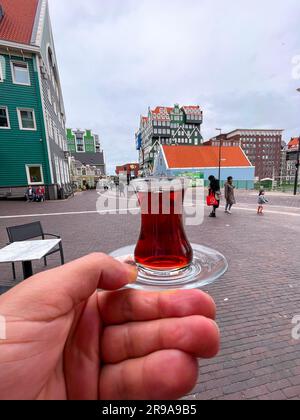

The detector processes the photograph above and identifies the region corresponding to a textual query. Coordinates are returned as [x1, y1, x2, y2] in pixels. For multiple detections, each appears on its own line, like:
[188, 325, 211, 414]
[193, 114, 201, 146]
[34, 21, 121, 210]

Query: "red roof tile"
[0, 0, 38, 45]
[288, 137, 300, 150]
[151, 106, 173, 114]
[162, 146, 252, 168]
[182, 106, 201, 111]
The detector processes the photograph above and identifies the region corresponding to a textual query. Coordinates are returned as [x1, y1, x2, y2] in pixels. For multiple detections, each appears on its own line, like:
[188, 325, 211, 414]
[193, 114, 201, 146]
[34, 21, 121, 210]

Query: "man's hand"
[0, 253, 219, 400]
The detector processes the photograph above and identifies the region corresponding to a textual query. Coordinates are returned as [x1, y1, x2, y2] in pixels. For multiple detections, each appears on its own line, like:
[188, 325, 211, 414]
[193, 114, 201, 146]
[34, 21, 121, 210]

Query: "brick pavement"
[0, 190, 300, 400]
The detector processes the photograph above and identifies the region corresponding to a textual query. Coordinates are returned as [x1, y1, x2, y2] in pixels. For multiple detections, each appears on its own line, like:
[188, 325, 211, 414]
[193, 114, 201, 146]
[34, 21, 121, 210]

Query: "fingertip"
[124, 264, 138, 284]
[199, 318, 220, 358]
[86, 253, 138, 290]
[160, 289, 217, 320]
[190, 289, 217, 320]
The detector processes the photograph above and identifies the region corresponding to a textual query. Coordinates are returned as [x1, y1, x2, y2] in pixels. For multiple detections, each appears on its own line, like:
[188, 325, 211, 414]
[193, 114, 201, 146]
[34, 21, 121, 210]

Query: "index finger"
[98, 289, 216, 325]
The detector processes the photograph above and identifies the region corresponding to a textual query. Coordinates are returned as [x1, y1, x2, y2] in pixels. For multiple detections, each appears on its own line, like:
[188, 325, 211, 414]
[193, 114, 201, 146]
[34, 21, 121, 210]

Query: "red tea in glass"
[133, 178, 193, 272]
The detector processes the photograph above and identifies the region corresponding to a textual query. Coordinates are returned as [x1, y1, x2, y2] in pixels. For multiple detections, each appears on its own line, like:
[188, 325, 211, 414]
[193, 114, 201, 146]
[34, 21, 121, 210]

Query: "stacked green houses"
[136, 104, 203, 175]
[0, 0, 70, 199]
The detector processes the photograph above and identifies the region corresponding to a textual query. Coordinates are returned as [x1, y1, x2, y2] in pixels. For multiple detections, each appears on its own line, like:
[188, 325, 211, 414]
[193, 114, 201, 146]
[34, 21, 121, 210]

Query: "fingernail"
[126, 264, 138, 283]
[160, 290, 179, 295]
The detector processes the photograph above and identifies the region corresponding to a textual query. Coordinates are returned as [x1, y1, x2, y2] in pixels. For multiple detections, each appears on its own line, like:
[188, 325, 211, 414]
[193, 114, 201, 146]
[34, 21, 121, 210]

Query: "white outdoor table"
[0, 239, 62, 279]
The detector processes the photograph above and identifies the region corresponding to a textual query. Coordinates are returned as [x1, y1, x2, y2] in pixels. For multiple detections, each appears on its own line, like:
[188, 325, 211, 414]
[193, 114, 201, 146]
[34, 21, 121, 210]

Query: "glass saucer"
[110, 244, 228, 291]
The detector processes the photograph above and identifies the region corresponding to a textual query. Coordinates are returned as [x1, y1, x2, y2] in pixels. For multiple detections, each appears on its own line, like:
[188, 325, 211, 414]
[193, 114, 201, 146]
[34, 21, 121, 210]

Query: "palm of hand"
[0, 254, 219, 400]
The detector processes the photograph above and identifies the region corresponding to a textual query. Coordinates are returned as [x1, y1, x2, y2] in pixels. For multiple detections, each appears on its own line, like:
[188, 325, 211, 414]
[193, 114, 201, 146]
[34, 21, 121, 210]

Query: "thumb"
[0, 253, 138, 318]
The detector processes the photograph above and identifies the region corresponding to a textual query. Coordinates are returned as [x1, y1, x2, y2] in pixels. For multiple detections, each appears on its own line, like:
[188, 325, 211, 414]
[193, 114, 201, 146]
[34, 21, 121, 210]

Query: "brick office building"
[205, 129, 283, 180]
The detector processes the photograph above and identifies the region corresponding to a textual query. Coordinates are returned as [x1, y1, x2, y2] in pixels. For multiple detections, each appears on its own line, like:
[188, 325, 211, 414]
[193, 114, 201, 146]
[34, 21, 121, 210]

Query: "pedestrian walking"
[224, 176, 236, 214]
[257, 188, 268, 215]
[208, 175, 221, 218]
[119, 182, 126, 197]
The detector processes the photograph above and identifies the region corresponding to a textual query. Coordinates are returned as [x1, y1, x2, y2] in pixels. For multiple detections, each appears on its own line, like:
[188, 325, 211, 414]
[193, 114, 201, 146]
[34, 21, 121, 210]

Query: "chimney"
[0, 5, 4, 22]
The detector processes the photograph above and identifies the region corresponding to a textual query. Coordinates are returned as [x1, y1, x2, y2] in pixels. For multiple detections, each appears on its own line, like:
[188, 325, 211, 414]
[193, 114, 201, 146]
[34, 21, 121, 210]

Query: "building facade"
[0, 0, 70, 199]
[205, 129, 283, 181]
[136, 104, 203, 175]
[66, 128, 106, 176]
[154, 145, 255, 189]
[116, 163, 139, 179]
[70, 158, 103, 190]
[280, 137, 300, 184]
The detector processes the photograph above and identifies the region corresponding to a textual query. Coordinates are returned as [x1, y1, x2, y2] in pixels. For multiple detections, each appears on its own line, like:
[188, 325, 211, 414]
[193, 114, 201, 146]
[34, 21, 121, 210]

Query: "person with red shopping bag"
[207, 175, 221, 218]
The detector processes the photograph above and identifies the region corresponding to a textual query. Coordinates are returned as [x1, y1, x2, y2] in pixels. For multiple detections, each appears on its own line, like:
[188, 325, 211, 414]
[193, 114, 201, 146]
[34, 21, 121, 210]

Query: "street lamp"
[216, 128, 222, 182]
[294, 89, 300, 196]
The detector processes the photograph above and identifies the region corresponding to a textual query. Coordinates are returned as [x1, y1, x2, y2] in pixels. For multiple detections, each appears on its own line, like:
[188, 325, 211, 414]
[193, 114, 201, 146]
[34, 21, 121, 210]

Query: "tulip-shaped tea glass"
[110, 177, 228, 291]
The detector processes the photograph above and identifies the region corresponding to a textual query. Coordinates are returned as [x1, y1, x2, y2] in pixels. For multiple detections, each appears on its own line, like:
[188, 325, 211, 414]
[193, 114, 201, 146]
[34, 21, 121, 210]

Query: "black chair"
[7, 222, 64, 280]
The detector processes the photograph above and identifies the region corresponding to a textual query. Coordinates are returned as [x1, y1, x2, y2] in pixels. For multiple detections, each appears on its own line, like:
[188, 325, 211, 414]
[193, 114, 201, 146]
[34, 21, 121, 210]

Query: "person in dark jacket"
[25, 186, 35, 202]
[208, 175, 221, 218]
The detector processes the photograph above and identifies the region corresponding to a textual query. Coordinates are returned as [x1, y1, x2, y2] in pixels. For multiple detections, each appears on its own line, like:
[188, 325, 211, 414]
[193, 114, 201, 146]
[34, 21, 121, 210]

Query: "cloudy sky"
[49, 0, 300, 174]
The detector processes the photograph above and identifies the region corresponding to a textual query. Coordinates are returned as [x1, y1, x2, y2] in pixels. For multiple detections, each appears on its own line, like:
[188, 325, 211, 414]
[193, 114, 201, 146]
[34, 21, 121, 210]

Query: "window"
[0, 106, 10, 129]
[48, 113, 53, 138]
[11, 61, 30, 85]
[47, 88, 52, 104]
[59, 159, 66, 184]
[17, 108, 36, 130]
[53, 124, 57, 144]
[76, 138, 84, 152]
[55, 156, 62, 185]
[0, 57, 3, 82]
[63, 160, 69, 182]
[26, 165, 44, 185]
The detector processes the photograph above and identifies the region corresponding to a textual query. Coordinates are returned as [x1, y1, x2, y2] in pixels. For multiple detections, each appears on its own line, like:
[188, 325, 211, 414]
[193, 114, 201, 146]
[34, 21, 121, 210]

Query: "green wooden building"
[66, 128, 106, 176]
[0, 0, 70, 199]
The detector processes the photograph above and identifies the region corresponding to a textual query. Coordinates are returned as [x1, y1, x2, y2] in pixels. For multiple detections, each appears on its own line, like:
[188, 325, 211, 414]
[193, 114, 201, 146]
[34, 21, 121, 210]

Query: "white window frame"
[25, 164, 44, 185]
[55, 156, 61, 185]
[11, 61, 31, 86]
[47, 88, 52, 104]
[0, 106, 11, 129]
[0, 58, 3, 82]
[76, 138, 85, 153]
[17, 108, 37, 131]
